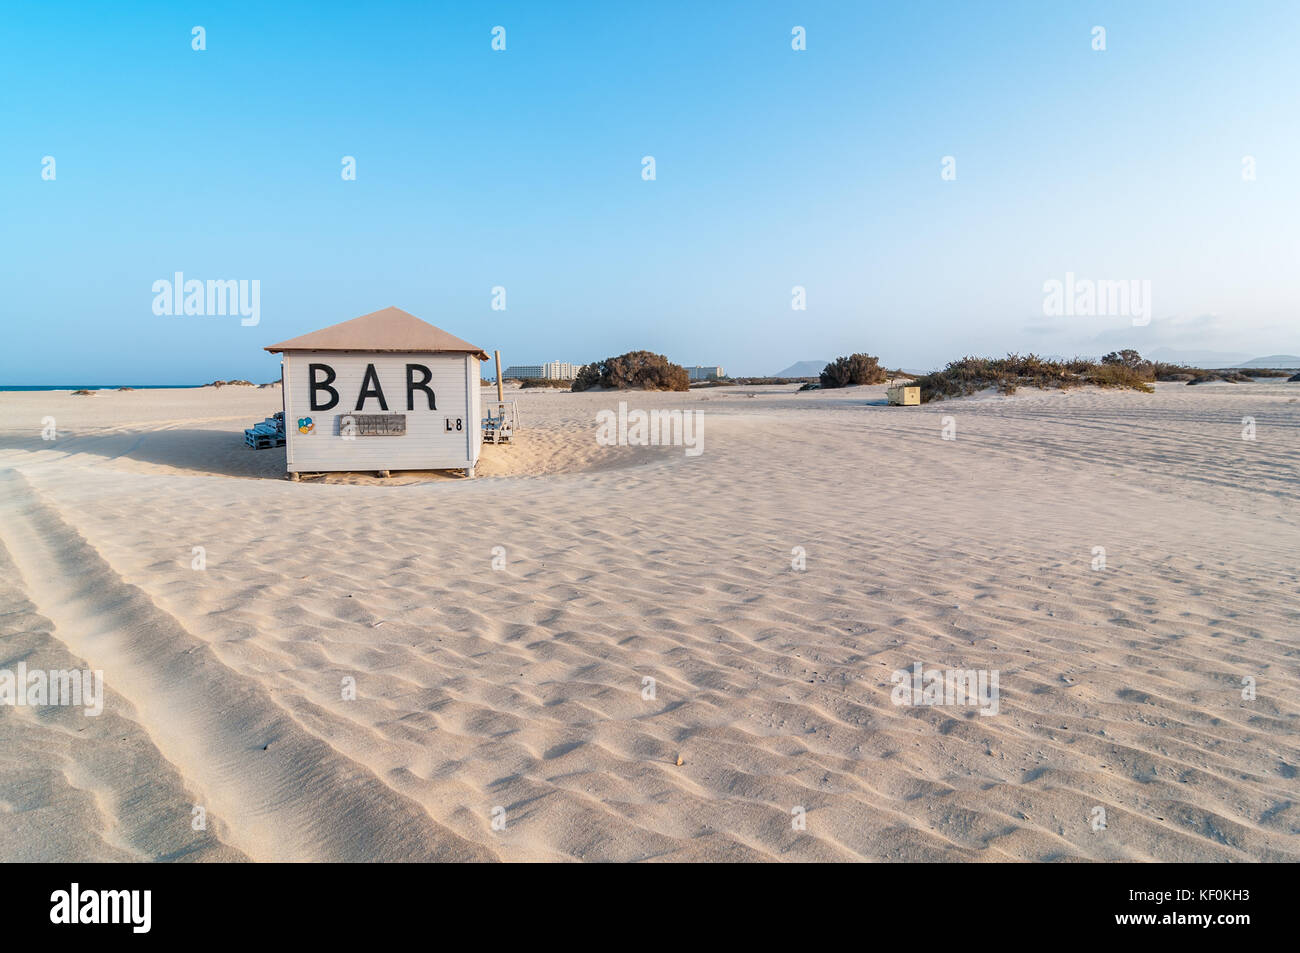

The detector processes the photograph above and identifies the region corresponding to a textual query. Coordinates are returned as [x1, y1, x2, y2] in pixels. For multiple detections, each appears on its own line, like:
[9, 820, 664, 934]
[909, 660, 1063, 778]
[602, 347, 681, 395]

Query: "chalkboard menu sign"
[338, 413, 407, 436]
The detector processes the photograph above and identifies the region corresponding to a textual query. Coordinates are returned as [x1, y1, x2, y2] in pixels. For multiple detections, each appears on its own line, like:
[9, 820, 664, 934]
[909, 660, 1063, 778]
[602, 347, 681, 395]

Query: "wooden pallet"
[244, 419, 285, 449]
[245, 428, 284, 449]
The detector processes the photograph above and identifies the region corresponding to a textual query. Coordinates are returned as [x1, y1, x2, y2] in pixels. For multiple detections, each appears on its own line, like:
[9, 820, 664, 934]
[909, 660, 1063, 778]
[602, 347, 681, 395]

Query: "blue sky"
[2, 0, 1297, 383]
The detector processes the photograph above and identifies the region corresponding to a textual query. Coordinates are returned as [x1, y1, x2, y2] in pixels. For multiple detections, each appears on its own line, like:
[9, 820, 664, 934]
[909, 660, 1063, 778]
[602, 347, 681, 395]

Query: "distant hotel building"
[686, 365, 725, 381]
[503, 361, 580, 380]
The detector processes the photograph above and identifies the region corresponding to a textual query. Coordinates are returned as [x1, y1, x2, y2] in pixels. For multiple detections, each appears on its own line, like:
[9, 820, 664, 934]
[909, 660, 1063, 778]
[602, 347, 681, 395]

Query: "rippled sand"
[1, 380, 1296, 861]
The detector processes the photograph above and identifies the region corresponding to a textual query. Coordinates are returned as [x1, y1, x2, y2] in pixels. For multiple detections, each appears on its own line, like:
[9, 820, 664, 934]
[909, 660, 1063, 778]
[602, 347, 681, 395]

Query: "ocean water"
[0, 385, 205, 392]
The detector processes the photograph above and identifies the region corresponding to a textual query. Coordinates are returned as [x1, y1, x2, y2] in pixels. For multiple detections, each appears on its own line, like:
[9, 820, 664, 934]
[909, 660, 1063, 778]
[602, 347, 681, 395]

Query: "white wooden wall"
[283, 351, 482, 473]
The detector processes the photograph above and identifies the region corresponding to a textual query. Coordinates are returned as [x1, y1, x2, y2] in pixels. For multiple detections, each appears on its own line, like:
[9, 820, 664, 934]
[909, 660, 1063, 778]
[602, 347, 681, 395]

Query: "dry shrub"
[1153, 362, 1196, 381]
[1157, 363, 1276, 384]
[819, 353, 887, 388]
[1100, 349, 1152, 373]
[914, 352, 1155, 403]
[571, 351, 689, 392]
[1088, 363, 1154, 392]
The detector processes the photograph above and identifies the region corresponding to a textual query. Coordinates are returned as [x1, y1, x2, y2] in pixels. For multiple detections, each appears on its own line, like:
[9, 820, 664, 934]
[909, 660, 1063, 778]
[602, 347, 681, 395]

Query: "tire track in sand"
[0, 468, 494, 862]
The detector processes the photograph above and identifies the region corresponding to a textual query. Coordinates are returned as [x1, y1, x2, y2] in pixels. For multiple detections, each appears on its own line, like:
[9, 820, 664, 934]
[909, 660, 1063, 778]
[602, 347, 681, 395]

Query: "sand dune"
[0, 381, 1297, 861]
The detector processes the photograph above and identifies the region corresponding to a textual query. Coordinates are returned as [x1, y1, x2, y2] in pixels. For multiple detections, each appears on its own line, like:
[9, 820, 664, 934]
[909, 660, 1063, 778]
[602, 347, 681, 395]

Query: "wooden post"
[494, 350, 504, 403]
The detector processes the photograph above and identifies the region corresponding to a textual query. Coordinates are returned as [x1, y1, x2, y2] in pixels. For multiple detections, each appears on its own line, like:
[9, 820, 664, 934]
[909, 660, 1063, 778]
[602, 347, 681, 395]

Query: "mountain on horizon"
[1141, 348, 1300, 368]
[772, 360, 828, 378]
[1237, 354, 1300, 368]
[1143, 347, 1253, 367]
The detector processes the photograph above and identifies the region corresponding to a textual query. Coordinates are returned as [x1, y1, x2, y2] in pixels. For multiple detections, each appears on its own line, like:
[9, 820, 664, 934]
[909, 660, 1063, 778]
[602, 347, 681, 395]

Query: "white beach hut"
[266, 307, 489, 478]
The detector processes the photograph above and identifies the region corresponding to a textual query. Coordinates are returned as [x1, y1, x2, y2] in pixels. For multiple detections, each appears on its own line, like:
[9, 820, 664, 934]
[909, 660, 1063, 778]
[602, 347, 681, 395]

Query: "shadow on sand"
[0, 429, 472, 483]
[1, 429, 287, 480]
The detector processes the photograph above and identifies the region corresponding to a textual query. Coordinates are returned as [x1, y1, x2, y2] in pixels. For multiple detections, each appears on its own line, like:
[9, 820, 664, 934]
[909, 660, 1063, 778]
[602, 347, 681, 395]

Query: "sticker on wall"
[298, 417, 315, 434]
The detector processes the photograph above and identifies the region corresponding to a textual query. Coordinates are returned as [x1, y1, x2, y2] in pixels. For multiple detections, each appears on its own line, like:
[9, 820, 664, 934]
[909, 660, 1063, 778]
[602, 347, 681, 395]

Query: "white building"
[544, 360, 578, 379]
[687, 365, 725, 381]
[266, 306, 489, 478]
[503, 361, 579, 380]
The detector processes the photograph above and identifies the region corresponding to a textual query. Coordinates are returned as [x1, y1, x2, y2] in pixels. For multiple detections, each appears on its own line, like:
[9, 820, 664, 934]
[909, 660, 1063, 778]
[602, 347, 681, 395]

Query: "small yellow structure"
[887, 384, 920, 406]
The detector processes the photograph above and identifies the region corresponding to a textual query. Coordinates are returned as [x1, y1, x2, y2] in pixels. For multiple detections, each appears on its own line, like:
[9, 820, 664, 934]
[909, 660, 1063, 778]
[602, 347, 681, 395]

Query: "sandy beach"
[0, 380, 1297, 862]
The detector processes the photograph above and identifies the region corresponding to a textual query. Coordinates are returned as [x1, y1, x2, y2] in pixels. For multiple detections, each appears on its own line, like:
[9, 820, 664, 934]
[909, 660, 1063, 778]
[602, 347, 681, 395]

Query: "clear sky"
[2, 0, 1297, 383]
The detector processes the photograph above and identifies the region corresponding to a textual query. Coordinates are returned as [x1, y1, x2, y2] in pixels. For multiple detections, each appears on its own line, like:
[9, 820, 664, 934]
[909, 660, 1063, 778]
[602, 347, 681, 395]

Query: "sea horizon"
[0, 384, 206, 392]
